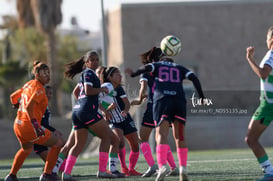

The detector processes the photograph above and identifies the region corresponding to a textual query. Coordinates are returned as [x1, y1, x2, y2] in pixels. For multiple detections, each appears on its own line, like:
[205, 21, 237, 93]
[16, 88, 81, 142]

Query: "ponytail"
[64, 56, 85, 79]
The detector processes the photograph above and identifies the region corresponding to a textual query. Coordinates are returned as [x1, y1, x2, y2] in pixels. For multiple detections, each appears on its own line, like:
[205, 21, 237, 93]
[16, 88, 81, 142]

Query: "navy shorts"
[153, 96, 187, 127]
[110, 114, 137, 135]
[141, 102, 156, 128]
[72, 110, 103, 130]
[33, 144, 48, 154]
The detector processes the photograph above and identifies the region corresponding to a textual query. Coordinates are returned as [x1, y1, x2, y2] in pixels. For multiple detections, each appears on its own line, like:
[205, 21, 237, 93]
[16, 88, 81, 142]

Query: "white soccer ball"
[160, 35, 182, 56]
[101, 82, 114, 95]
[100, 82, 115, 109]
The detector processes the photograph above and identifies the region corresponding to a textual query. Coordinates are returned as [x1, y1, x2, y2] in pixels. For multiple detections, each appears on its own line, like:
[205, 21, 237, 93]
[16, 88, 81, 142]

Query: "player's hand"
[12, 103, 19, 109]
[246, 46, 255, 60]
[103, 110, 112, 121]
[121, 111, 128, 118]
[31, 119, 45, 137]
[125, 68, 133, 76]
[101, 87, 109, 94]
[107, 103, 117, 110]
[131, 100, 142, 105]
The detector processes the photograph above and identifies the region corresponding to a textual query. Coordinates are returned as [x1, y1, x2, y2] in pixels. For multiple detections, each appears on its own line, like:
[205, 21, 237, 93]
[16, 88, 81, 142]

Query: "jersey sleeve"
[83, 70, 95, 87]
[180, 65, 193, 79]
[140, 73, 148, 84]
[116, 86, 127, 99]
[264, 50, 273, 68]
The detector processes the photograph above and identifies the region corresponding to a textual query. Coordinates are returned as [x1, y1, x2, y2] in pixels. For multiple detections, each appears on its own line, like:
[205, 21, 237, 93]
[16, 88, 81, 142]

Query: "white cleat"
[155, 164, 169, 181]
[142, 164, 158, 177]
[179, 166, 189, 181]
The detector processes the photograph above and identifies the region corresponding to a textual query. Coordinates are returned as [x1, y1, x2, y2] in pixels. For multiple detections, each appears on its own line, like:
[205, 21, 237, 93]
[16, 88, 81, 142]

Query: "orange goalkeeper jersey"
[16, 79, 48, 123]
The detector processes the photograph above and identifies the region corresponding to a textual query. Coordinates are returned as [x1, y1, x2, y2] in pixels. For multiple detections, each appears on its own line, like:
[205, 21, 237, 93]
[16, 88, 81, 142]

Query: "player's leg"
[33, 144, 48, 162]
[89, 119, 117, 178]
[139, 126, 158, 177]
[125, 131, 142, 176]
[155, 120, 171, 181]
[245, 118, 273, 180]
[5, 142, 33, 181]
[39, 130, 64, 180]
[165, 129, 178, 176]
[108, 129, 125, 178]
[112, 127, 129, 175]
[172, 119, 188, 181]
[53, 129, 75, 175]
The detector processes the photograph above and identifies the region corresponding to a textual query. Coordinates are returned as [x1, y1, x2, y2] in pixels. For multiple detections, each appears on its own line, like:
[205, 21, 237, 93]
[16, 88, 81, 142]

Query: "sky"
[0, 0, 228, 32]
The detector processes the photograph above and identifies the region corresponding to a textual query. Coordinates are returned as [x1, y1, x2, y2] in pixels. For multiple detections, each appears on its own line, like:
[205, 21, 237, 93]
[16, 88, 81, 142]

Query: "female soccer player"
[5, 62, 64, 181]
[62, 51, 120, 180]
[32, 85, 64, 164]
[130, 47, 178, 177]
[126, 56, 205, 181]
[245, 26, 273, 181]
[100, 67, 142, 176]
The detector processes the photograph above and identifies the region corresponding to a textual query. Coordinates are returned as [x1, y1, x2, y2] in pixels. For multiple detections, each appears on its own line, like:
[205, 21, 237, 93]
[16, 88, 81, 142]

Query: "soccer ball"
[100, 82, 115, 109]
[101, 82, 114, 94]
[160, 35, 182, 56]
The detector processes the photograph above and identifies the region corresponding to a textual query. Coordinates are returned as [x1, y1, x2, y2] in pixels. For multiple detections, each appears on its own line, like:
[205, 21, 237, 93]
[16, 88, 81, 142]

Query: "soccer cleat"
[61, 173, 77, 181]
[97, 171, 118, 178]
[111, 170, 126, 178]
[4, 174, 18, 181]
[121, 167, 130, 176]
[256, 174, 273, 181]
[142, 164, 158, 177]
[128, 168, 142, 176]
[179, 166, 189, 181]
[166, 167, 179, 176]
[155, 164, 170, 181]
[39, 173, 57, 181]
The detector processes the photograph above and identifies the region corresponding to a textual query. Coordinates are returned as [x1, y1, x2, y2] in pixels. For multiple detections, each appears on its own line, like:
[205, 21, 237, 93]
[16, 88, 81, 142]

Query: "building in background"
[105, 0, 273, 150]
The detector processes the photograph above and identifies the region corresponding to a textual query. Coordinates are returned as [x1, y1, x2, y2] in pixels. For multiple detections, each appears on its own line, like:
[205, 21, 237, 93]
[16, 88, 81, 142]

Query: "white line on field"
[188, 158, 256, 163]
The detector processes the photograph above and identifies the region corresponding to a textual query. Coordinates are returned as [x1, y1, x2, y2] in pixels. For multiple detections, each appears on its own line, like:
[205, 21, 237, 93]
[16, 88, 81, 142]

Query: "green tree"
[17, 0, 63, 115]
[0, 61, 28, 118]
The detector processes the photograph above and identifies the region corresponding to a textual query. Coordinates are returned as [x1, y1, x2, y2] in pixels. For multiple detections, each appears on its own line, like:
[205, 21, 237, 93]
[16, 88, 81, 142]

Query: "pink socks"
[167, 145, 177, 169]
[64, 155, 77, 175]
[177, 148, 188, 166]
[98, 152, 109, 172]
[118, 147, 127, 169]
[156, 144, 168, 168]
[129, 151, 139, 170]
[140, 142, 155, 167]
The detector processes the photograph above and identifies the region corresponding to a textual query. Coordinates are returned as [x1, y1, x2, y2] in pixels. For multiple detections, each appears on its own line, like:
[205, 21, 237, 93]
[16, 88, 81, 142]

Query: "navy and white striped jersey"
[108, 86, 127, 123]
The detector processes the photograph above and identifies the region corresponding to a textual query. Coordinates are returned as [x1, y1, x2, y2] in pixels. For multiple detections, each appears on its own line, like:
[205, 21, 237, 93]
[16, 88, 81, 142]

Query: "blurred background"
[1, 0, 273, 159]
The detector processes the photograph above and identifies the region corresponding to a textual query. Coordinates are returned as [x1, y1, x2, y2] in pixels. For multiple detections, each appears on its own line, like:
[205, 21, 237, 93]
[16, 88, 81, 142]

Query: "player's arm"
[84, 83, 108, 96]
[246, 46, 272, 79]
[188, 73, 205, 99]
[26, 98, 45, 136]
[72, 84, 80, 100]
[10, 88, 23, 108]
[121, 96, 130, 117]
[125, 64, 154, 77]
[131, 80, 148, 105]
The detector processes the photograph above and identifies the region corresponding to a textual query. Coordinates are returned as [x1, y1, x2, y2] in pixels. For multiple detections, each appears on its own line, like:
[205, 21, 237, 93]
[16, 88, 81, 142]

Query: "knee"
[245, 135, 256, 147]
[119, 140, 125, 149]
[131, 144, 139, 152]
[23, 147, 33, 154]
[111, 134, 119, 146]
[55, 138, 65, 148]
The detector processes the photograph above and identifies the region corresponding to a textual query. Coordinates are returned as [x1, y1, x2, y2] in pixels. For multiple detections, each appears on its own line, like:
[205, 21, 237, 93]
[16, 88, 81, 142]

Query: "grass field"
[0, 147, 269, 181]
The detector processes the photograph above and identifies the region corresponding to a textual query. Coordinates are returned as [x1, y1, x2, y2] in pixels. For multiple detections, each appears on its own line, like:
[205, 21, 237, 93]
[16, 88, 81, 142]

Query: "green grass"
[0, 148, 269, 180]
